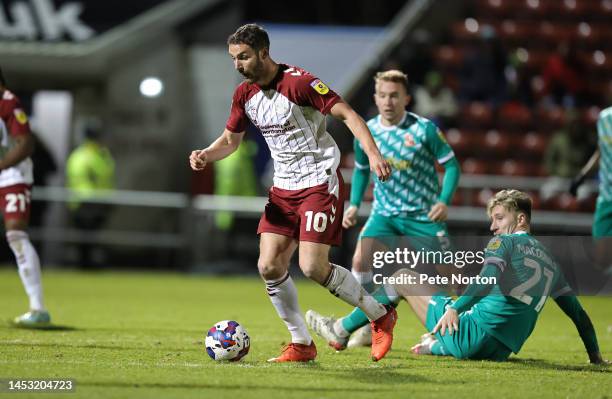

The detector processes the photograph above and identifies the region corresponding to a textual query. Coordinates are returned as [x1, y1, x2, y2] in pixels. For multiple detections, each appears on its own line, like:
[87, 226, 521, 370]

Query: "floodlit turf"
[0, 268, 610, 399]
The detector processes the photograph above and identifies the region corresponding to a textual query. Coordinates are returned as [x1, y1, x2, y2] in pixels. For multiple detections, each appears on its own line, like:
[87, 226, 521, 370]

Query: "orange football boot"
[267, 341, 317, 362]
[370, 306, 397, 361]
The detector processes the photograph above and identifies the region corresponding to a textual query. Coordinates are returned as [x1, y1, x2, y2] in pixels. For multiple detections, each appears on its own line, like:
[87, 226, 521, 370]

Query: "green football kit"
[426, 232, 600, 360]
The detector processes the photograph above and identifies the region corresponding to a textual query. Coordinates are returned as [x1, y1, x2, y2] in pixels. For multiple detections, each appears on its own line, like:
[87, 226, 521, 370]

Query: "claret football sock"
[265, 272, 312, 345]
[7, 230, 45, 311]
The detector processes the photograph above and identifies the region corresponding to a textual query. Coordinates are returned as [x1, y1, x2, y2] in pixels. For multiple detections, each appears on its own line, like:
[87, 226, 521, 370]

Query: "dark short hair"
[0, 66, 6, 86]
[227, 24, 270, 51]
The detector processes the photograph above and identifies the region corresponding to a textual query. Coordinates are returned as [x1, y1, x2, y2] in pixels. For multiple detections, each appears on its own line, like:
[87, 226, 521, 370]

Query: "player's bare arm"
[329, 101, 391, 182]
[0, 134, 34, 171]
[189, 129, 245, 171]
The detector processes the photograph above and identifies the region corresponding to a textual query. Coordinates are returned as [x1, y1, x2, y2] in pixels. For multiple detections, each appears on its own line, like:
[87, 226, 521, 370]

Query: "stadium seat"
[451, 21, 480, 43]
[536, 106, 567, 130]
[583, 50, 612, 77]
[462, 158, 489, 175]
[446, 128, 475, 156]
[496, 20, 535, 47]
[494, 159, 535, 176]
[483, 129, 511, 155]
[520, 132, 548, 157]
[528, 191, 542, 210]
[475, 188, 494, 207]
[459, 102, 494, 129]
[433, 46, 464, 70]
[579, 193, 598, 212]
[498, 103, 532, 131]
[550, 192, 580, 212]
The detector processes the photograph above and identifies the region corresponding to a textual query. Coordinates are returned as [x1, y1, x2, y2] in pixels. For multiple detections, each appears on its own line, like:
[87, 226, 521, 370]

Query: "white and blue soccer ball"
[205, 320, 250, 361]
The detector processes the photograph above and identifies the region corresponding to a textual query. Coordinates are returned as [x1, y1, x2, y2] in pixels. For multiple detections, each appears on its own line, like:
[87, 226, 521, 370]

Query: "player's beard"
[240, 57, 264, 83]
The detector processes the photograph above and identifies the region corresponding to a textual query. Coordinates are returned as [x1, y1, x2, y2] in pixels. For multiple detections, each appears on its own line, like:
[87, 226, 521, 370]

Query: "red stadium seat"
[451, 21, 480, 43]
[520, 131, 548, 156]
[493, 159, 535, 176]
[446, 128, 475, 156]
[579, 193, 598, 212]
[462, 158, 489, 175]
[450, 188, 465, 206]
[496, 20, 535, 46]
[550, 192, 580, 212]
[433, 46, 464, 70]
[484, 129, 511, 154]
[498, 103, 532, 131]
[536, 106, 567, 130]
[528, 191, 542, 210]
[536, 22, 569, 47]
[475, 188, 494, 207]
[582, 50, 612, 77]
[460, 102, 494, 129]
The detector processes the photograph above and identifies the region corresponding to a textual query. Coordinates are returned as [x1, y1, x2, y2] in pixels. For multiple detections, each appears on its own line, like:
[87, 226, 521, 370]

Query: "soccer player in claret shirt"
[402, 190, 606, 364]
[306, 70, 460, 352]
[0, 66, 51, 327]
[189, 24, 397, 362]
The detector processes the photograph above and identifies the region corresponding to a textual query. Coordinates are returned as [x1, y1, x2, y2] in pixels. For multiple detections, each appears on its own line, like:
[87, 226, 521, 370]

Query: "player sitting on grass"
[402, 189, 607, 363]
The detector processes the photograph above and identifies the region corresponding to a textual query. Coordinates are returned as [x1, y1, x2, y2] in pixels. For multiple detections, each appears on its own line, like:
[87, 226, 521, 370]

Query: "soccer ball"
[205, 320, 250, 361]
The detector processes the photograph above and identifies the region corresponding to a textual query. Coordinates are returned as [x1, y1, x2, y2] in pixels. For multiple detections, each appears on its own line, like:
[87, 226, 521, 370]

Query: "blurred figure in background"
[0, 66, 51, 327]
[66, 126, 115, 269]
[541, 41, 587, 108]
[414, 71, 458, 129]
[541, 109, 594, 202]
[214, 137, 258, 230]
[458, 25, 507, 106]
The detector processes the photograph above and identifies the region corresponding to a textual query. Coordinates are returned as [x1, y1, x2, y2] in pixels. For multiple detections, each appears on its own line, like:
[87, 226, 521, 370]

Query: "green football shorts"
[359, 212, 451, 252]
[425, 294, 512, 361]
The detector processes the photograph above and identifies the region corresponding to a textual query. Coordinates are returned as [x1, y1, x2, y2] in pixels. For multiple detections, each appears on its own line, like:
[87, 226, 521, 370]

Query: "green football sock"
[340, 285, 397, 334]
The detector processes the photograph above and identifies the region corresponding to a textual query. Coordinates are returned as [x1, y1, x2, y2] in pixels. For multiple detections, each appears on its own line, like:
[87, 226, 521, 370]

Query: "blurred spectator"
[540, 109, 594, 201]
[413, 71, 458, 128]
[541, 41, 587, 108]
[214, 138, 258, 230]
[66, 126, 115, 268]
[505, 49, 534, 107]
[458, 25, 508, 106]
[29, 132, 57, 228]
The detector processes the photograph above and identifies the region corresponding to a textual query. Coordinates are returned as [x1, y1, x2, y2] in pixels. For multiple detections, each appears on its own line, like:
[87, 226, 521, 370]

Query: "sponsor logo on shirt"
[404, 133, 415, 147]
[13, 109, 28, 125]
[487, 237, 502, 250]
[310, 79, 329, 95]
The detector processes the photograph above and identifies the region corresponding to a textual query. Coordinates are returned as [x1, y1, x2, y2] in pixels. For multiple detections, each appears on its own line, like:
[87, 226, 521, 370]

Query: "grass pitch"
[0, 268, 610, 399]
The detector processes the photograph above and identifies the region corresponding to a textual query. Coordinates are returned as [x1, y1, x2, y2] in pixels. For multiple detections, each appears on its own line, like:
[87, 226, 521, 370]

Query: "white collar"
[377, 112, 407, 131]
